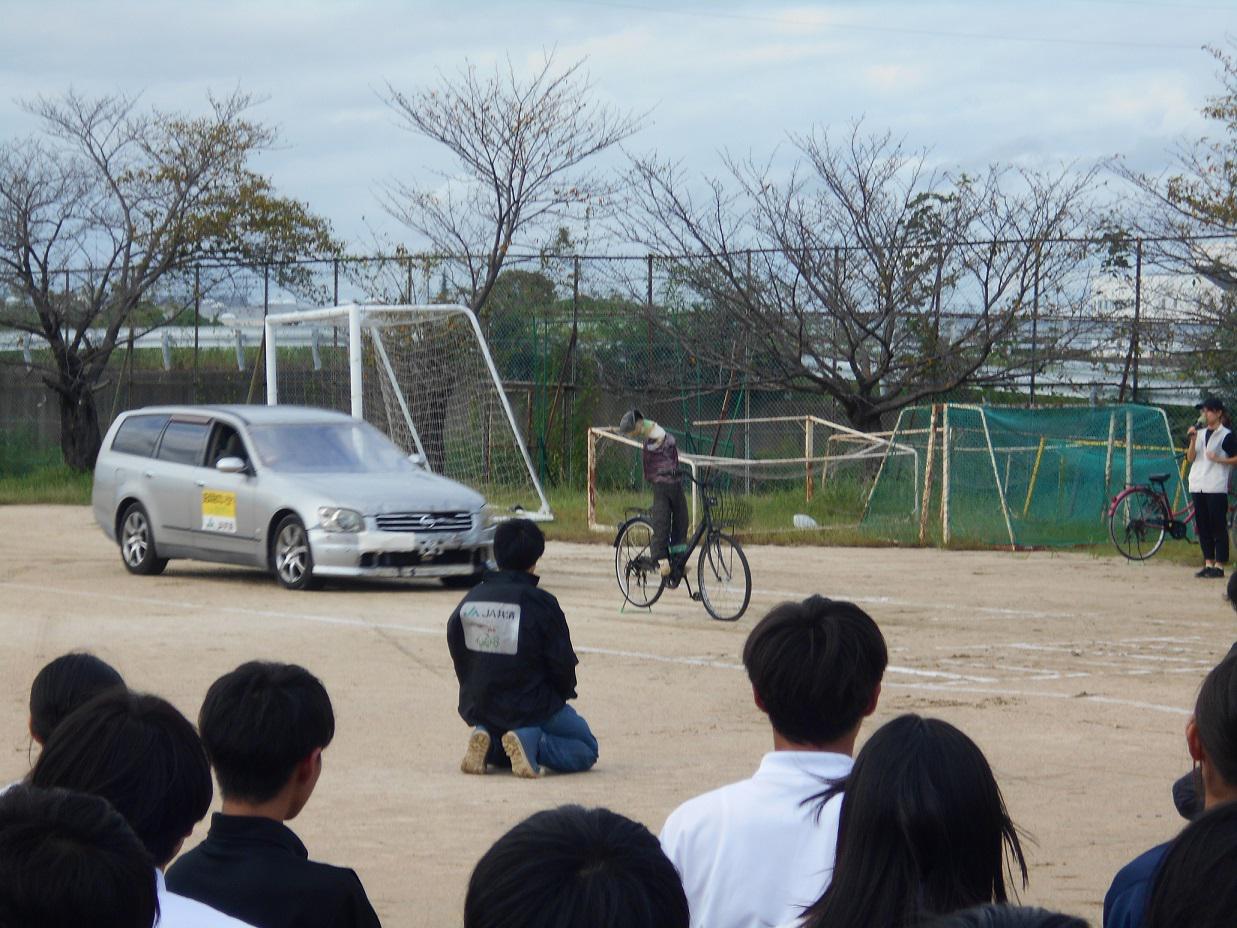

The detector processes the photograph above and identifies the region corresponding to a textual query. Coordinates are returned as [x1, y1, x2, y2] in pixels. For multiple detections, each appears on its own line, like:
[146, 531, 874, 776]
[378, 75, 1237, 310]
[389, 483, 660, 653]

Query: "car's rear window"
[111, 415, 169, 458]
[156, 420, 211, 466]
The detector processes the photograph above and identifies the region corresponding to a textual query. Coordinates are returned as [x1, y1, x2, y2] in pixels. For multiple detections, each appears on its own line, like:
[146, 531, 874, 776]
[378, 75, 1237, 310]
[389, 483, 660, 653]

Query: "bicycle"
[1107, 470, 1236, 560]
[613, 470, 753, 621]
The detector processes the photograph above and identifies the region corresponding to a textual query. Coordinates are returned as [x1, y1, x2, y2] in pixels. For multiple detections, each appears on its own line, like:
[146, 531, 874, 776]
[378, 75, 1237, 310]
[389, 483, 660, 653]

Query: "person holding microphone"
[1186, 396, 1237, 578]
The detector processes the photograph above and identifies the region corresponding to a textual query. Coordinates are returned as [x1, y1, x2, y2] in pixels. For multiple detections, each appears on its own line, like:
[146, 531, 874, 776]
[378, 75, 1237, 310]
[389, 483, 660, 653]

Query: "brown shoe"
[501, 731, 542, 779]
[460, 727, 490, 775]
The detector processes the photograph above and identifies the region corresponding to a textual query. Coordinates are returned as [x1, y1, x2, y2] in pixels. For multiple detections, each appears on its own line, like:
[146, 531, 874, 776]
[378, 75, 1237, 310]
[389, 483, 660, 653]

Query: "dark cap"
[1196, 396, 1226, 412]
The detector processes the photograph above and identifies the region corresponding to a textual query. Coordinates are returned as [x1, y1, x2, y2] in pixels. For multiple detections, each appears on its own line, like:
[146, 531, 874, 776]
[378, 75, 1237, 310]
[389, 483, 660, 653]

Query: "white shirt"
[156, 869, 257, 928]
[660, 750, 853, 928]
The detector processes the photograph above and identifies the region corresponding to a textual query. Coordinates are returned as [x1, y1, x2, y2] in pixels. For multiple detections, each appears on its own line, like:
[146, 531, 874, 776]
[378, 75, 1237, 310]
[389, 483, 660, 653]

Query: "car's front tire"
[119, 503, 168, 576]
[272, 515, 317, 591]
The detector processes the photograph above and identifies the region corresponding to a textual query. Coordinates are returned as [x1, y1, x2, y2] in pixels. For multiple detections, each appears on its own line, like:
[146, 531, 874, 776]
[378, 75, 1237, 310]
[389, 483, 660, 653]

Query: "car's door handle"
[144, 471, 154, 479]
[195, 480, 206, 487]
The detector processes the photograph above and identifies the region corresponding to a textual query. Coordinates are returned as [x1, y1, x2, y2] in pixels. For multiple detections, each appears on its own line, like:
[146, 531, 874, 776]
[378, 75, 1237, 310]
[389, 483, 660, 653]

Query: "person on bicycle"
[619, 408, 687, 578]
[1186, 396, 1237, 579]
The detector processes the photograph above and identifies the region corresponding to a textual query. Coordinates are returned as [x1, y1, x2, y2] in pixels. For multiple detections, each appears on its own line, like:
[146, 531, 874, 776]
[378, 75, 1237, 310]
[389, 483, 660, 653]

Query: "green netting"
[861, 404, 1181, 547]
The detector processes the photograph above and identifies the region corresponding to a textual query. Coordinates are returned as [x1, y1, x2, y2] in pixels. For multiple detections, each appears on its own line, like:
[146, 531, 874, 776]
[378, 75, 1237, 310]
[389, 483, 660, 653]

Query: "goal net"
[588, 416, 911, 537]
[861, 403, 1179, 548]
[264, 303, 551, 520]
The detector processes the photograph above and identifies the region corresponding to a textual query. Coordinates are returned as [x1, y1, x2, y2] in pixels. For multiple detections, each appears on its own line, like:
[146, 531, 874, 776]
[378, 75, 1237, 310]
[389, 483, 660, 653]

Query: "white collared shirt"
[660, 750, 853, 928]
[155, 869, 257, 928]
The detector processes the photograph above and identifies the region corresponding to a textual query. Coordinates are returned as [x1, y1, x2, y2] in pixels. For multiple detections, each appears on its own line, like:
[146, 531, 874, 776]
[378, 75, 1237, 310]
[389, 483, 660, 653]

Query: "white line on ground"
[0, 580, 1187, 716]
[756, 587, 1097, 621]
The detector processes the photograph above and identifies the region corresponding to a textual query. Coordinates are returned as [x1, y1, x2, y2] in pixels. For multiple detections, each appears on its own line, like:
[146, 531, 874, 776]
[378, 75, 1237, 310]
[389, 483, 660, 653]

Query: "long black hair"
[1144, 801, 1237, 928]
[801, 714, 1028, 928]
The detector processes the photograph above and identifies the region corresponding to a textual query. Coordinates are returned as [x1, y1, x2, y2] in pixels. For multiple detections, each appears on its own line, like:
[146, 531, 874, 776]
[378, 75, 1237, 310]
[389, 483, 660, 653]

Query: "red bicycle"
[1107, 471, 1235, 560]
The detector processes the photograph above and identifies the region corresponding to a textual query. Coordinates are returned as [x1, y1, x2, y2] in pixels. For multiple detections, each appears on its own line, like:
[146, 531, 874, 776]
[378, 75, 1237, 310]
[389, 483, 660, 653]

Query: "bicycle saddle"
[1148, 473, 1170, 484]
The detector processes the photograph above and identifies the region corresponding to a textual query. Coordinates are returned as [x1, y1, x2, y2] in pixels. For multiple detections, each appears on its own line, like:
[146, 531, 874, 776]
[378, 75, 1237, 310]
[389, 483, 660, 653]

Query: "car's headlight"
[478, 504, 497, 529]
[319, 507, 365, 533]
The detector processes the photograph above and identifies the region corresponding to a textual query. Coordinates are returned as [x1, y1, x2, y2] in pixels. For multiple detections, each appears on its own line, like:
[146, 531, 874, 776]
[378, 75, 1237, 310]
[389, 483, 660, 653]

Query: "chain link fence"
[1, 237, 1229, 487]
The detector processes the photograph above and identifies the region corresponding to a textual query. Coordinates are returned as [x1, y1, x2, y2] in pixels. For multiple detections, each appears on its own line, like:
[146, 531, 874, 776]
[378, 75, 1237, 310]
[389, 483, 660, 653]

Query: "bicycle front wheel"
[615, 517, 666, 609]
[1108, 487, 1168, 561]
[697, 531, 752, 621]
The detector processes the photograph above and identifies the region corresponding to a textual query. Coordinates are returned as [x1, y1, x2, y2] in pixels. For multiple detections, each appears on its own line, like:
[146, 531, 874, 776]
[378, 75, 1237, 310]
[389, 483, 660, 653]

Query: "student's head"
[1186, 650, 1237, 807]
[1144, 801, 1237, 928]
[198, 661, 334, 810]
[28, 652, 124, 745]
[0, 784, 158, 928]
[925, 905, 1088, 928]
[494, 519, 546, 573]
[29, 689, 212, 868]
[742, 596, 887, 748]
[464, 805, 688, 928]
[803, 714, 1027, 928]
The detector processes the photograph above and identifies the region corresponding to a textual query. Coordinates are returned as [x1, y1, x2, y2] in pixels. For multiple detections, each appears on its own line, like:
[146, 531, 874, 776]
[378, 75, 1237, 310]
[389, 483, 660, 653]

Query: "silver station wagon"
[92, 405, 496, 590]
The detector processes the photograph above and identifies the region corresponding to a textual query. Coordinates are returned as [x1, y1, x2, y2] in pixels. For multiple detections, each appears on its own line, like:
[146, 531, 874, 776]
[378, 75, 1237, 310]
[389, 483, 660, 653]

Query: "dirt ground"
[1, 505, 1232, 925]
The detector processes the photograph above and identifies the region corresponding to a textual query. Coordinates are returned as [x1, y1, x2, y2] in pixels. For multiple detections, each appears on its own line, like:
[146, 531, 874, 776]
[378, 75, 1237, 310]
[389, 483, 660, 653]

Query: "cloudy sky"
[1, 0, 1231, 248]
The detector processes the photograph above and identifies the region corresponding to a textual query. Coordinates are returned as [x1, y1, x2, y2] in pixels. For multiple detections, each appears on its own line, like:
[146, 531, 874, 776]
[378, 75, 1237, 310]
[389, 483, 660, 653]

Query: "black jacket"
[165, 814, 381, 928]
[446, 569, 579, 732]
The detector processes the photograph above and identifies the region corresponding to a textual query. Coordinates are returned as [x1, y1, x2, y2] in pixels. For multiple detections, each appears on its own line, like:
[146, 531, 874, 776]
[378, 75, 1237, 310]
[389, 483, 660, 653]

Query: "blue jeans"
[485, 704, 598, 773]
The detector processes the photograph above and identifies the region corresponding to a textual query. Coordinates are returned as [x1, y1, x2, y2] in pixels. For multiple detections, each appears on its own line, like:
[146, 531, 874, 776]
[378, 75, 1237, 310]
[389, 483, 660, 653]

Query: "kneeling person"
[448, 519, 597, 778]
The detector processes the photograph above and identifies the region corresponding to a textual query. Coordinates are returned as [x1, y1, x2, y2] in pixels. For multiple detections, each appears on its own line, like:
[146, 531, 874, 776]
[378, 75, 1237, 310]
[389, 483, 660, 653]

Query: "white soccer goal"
[587, 416, 914, 536]
[264, 303, 552, 520]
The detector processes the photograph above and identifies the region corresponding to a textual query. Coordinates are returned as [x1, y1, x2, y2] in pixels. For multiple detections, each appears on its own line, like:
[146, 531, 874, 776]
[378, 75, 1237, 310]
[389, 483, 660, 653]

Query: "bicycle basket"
[703, 484, 752, 531]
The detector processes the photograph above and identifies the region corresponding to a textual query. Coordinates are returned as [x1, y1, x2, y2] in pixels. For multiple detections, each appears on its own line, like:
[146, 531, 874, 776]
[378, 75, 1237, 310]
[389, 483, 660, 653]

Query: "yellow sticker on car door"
[201, 490, 237, 533]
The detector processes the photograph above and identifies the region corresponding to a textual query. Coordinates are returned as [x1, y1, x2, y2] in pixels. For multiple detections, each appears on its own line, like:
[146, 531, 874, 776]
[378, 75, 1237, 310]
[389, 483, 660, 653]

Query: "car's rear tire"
[272, 515, 317, 590]
[119, 503, 168, 576]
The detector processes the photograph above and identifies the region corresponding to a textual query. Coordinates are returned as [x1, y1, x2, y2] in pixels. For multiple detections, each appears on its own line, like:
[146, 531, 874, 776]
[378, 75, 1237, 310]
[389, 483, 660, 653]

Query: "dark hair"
[464, 805, 688, 928]
[1193, 651, 1237, 788]
[925, 905, 1088, 928]
[494, 518, 546, 573]
[28, 652, 124, 744]
[1226, 573, 1237, 611]
[29, 689, 212, 867]
[0, 784, 158, 928]
[199, 661, 335, 803]
[802, 714, 1028, 928]
[1144, 801, 1237, 928]
[742, 596, 887, 745]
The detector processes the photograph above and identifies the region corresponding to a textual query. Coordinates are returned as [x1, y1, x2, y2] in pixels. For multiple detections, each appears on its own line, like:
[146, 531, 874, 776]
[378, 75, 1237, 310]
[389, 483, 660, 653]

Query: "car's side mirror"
[408, 452, 427, 468]
[216, 456, 247, 474]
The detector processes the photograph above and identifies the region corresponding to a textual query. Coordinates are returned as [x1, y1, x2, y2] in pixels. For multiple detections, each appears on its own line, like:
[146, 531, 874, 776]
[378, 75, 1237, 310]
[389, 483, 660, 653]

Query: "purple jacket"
[643, 433, 680, 485]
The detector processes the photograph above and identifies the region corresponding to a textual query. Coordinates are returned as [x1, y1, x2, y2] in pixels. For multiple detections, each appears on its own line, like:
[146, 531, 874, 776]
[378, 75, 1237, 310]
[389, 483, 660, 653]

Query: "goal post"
[265, 303, 552, 521]
[862, 403, 1179, 548]
[587, 416, 912, 536]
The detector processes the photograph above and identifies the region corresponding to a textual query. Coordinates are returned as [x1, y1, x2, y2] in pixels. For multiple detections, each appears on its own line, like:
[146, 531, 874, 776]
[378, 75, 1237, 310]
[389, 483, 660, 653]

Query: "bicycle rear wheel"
[1108, 487, 1168, 561]
[697, 531, 751, 621]
[615, 517, 666, 609]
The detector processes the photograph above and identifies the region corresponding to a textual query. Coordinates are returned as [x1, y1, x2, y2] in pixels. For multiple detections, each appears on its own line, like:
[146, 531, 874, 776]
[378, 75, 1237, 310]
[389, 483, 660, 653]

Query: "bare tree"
[1114, 44, 1237, 392]
[380, 53, 645, 316]
[624, 127, 1096, 431]
[0, 90, 338, 470]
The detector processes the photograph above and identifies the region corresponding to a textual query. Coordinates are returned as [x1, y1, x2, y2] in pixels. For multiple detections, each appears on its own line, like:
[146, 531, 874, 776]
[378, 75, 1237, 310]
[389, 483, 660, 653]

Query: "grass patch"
[0, 466, 93, 505]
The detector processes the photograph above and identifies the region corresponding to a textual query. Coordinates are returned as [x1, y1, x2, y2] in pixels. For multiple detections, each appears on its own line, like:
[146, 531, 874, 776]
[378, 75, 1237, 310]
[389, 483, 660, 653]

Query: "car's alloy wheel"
[119, 504, 168, 576]
[273, 515, 315, 590]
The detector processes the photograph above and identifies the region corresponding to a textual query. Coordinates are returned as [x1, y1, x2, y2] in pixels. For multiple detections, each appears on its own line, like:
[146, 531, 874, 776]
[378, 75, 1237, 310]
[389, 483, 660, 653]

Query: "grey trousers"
[650, 481, 688, 560]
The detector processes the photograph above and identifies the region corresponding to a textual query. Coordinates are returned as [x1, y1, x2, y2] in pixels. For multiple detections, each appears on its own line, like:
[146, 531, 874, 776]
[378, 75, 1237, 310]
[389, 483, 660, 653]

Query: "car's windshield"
[247, 421, 416, 474]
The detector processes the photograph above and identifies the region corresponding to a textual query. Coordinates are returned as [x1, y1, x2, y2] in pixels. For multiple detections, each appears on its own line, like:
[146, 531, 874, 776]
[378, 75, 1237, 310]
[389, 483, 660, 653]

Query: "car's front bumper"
[308, 526, 493, 579]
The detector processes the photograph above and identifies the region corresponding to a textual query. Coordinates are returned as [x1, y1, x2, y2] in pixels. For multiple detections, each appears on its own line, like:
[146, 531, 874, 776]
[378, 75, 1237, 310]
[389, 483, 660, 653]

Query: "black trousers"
[1192, 492, 1230, 563]
[650, 481, 688, 560]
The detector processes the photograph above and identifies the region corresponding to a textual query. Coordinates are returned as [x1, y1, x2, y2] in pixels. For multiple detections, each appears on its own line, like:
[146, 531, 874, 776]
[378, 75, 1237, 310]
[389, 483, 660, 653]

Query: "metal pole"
[646, 254, 654, 392]
[1030, 244, 1040, 407]
[1133, 239, 1143, 401]
[406, 256, 414, 304]
[263, 263, 270, 318]
[333, 257, 339, 307]
[349, 304, 363, 419]
[193, 266, 200, 403]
